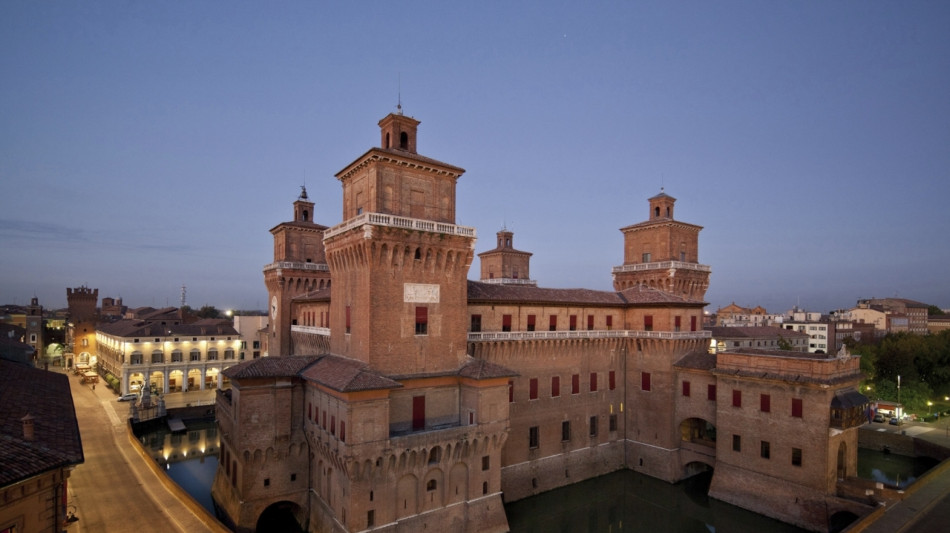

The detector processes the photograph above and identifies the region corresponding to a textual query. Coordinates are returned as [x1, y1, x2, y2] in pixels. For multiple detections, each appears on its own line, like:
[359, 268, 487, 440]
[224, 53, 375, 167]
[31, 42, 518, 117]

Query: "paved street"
[61, 367, 226, 533]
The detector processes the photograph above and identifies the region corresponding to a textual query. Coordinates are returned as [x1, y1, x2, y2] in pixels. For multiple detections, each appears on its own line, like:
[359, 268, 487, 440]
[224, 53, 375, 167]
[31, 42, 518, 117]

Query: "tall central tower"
[323, 111, 476, 376]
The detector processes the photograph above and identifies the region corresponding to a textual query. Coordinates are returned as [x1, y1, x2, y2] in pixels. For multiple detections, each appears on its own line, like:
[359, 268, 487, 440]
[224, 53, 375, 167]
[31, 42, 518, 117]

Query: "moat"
[136, 419, 937, 533]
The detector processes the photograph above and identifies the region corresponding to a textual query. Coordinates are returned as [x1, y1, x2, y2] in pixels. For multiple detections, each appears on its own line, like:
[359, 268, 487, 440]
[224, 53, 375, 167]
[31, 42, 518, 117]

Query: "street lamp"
[897, 375, 901, 424]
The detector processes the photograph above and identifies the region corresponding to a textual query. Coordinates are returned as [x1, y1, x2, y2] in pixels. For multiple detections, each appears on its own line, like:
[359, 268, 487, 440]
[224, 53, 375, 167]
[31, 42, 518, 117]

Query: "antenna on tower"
[397, 73, 403, 115]
[180, 285, 187, 308]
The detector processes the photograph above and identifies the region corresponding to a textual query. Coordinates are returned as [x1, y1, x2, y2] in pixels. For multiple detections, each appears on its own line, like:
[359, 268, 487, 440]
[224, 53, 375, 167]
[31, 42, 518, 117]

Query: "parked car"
[889, 417, 899, 425]
[118, 393, 138, 402]
[873, 414, 885, 423]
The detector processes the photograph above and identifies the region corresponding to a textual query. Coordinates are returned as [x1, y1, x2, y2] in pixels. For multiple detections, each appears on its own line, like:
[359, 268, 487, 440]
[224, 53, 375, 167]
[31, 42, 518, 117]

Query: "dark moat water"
[138, 421, 931, 532]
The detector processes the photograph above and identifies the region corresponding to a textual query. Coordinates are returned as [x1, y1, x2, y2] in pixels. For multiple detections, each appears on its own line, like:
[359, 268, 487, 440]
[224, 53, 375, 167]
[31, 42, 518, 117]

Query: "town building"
[851, 298, 930, 336]
[213, 111, 870, 533]
[67, 285, 100, 370]
[96, 314, 243, 395]
[706, 326, 809, 352]
[0, 359, 84, 533]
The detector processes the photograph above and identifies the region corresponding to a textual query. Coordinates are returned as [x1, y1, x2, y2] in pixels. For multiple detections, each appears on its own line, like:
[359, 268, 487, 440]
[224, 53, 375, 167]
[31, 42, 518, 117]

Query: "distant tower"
[612, 189, 711, 299]
[25, 296, 44, 362]
[478, 229, 535, 285]
[263, 186, 331, 356]
[67, 286, 99, 367]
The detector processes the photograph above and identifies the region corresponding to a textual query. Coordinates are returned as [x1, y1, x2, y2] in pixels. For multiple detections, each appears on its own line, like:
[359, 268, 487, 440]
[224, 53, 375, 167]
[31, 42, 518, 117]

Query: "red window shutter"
[590, 373, 598, 392]
[644, 315, 653, 330]
[416, 306, 428, 323]
[587, 315, 594, 330]
[552, 376, 560, 397]
[331, 416, 336, 435]
[675, 316, 681, 328]
[550, 315, 557, 330]
[345, 306, 351, 331]
[606, 315, 613, 328]
[529, 378, 538, 400]
[609, 371, 616, 390]
[683, 381, 691, 396]
[641, 372, 651, 391]
[572, 374, 580, 394]
[340, 421, 345, 442]
[792, 398, 803, 418]
[527, 314, 536, 328]
[708, 384, 717, 401]
[691, 316, 697, 331]
[761, 394, 771, 412]
[508, 380, 514, 403]
[733, 390, 742, 408]
[570, 315, 577, 330]
[412, 396, 425, 431]
[503, 314, 512, 328]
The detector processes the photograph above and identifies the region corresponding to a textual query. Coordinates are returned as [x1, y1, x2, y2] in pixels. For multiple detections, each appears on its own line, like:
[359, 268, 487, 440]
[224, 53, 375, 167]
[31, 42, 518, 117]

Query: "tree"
[776, 334, 793, 351]
[928, 305, 945, 316]
[196, 305, 221, 319]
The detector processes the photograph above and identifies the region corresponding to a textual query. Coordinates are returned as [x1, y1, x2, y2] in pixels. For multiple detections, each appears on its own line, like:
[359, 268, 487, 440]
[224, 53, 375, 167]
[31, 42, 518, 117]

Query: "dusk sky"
[2, 2, 948, 314]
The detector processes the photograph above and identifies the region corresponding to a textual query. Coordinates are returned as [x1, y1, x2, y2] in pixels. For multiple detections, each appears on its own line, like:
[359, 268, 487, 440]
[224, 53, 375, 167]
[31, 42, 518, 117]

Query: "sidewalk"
[60, 366, 227, 533]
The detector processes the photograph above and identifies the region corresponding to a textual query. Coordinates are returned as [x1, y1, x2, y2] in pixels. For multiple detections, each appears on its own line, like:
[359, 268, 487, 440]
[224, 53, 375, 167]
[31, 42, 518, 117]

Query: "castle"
[211, 111, 870, 532]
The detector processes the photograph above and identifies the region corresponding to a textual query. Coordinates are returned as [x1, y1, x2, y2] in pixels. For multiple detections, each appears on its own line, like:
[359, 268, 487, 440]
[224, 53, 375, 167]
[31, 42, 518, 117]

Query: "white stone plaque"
[404, 283, 440, 303]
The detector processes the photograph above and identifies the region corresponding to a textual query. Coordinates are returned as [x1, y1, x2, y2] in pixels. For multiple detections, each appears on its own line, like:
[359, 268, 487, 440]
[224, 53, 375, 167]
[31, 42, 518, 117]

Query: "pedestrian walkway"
[59, 366, 228, 533]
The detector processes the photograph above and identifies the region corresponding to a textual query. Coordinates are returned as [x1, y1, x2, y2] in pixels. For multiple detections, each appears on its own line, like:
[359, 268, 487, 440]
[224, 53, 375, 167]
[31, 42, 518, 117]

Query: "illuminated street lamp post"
[897, 375, 901, 425]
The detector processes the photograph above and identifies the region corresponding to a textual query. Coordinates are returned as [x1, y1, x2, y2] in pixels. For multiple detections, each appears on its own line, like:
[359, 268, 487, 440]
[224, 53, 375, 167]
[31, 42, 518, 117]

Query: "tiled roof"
[294, 287, 331, 302]
[673, 349, 717, 371]
[458, 357, 518, 380]
[706, 326, 809, 339]
[97, 319, 239, 338]
[270, 220, 329, 232]
[340, 147, 465, 176]
[223, 356, 321, 379]
[468, 281, 703, 306]
[0, 360, 84, 486]
[300, 355, 401, 392]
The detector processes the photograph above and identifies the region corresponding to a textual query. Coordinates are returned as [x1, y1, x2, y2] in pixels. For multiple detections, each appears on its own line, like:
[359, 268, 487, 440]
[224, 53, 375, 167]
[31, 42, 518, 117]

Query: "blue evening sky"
[2, 2, 948, 314]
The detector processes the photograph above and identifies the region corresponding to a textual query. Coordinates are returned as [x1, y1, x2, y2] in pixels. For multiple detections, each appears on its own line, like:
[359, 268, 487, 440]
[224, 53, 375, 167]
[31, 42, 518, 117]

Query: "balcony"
[323, 212, 476, 241]
[263, 261, 330, 272]
[291, 325, 330, 336]
[480, 278, 537, 286]
[611, 261, 711, 274]
[468, 329, 711, 342]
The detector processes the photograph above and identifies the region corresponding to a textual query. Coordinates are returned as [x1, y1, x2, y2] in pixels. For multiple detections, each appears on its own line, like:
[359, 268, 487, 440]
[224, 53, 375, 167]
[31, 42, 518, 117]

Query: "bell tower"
[477, 229, 535, 285]
[323, 111, 475, 375]
[263, 186, 330, 356]
[613, 189, 711, 299]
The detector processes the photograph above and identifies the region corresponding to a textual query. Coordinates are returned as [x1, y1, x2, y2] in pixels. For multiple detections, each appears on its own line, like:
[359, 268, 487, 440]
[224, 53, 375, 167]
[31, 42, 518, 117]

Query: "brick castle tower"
[263, 186, 330, 356]
[66, 286, 99, 367]
[613, 189, 711, 299]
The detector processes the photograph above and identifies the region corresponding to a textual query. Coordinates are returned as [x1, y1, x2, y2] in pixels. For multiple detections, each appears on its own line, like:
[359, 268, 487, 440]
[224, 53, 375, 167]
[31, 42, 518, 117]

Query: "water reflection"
[505, 470, 808, 533]
[857, 448, 938, 489]
[134, 419, 220, 513]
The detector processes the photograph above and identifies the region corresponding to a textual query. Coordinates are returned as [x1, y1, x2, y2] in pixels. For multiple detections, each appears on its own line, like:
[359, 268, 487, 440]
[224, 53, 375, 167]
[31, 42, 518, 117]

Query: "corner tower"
[263, 187, 330, 356]
[323, 111, 475, 375]
[613, 189, 711, 299]
[477, 229, 535, 285]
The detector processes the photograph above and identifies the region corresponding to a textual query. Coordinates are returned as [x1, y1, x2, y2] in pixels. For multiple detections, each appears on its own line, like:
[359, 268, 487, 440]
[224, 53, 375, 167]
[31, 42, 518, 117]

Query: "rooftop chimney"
[21, 414, 34, 441]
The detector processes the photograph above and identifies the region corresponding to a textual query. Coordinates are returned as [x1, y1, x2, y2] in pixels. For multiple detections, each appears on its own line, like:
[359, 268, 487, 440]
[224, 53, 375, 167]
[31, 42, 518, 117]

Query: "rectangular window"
[732, 390, 742, 408]
[682, 381, 691, 397]
[792, 398, 803, 418]
[589, 416, 598, 437]
[609, 371, 616, 390]
[415, 306, 428, 335]
[345, 306, 351, 334]
[691, 316, 697, 331]
[761, 441, 770, 459]
[529, 426, 539, 449]
[340, 421, 346, 442]
[792, 447, 802, 466]
[470, 314, 482, 332]
[569, 315, 577, 331]
[572, 374, 580, 394]
[529, 378, 538, 400]
[367, 510, 375, 528]
[733, 434, 741, 452]
[674, 316, 681, 332]
[551, 376, 560, 397]
[708, 384, 717, 401]
[561, 420, 571, 442]
[606, 315, 613, 329]
[642, 252, 651, 262]
[527, 314, 536, 332]
[587, 315, 594, 330]
[331, 415, 336, 436]
[590, 372, 598, 392]
[412, 395, 426, 431]
[644, 315, 653, 331]
[549, 315, 557, 331]
[502, 314, 512, 332]
[641, 372, 651, 391]
[760, 394, 771, 413]
[508, 380, 514, 403]
[609, 414, 618, 432]
[482, 455, 490, 471]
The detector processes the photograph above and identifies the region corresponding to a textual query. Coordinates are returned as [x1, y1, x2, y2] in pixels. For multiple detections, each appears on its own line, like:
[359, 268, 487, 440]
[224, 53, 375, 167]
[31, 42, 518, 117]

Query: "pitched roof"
[97, 319, 239, 338]
[0, 360, 84, 486]
[299, 355, 401, 392]
[673, 349, 717, 371]
[222, 355, 321, 379]
[458, 357, 519, 379]
[467, 281, 704, 307]
[706, 326, 809, 339]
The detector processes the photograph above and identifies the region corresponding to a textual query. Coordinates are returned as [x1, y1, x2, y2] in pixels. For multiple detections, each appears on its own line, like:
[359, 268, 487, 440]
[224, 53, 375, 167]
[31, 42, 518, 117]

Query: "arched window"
[385, 132, 391, 148]
[426, 479, 437, 491]
[400, 132, 409, 149]
[654, 206, 660, 218]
